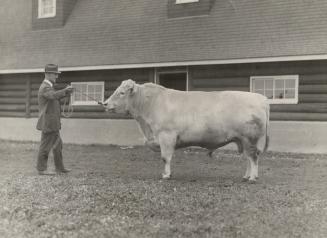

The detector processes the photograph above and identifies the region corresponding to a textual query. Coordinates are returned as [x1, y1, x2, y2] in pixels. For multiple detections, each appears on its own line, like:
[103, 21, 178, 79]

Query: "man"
[36, 64, 74, 175]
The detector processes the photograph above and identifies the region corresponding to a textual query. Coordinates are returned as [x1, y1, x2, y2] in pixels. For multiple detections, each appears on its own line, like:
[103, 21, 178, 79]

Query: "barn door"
[156, 69, 188, 91]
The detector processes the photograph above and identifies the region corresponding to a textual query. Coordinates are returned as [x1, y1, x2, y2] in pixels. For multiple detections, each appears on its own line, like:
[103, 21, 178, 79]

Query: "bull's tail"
[263, 103, 270, 153]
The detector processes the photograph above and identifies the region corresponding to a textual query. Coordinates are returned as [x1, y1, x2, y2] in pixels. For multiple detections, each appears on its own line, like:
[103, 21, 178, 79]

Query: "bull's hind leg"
[158, 132, 176, 179]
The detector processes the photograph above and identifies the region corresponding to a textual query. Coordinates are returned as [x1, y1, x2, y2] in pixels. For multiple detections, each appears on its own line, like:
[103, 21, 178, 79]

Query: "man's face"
[45, 73, 59, 84]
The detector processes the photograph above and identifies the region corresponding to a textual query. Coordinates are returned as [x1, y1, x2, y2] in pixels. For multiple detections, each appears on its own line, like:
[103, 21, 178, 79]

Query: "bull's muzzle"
[105, 104, 116, 112]
[98, 101, 108, 106]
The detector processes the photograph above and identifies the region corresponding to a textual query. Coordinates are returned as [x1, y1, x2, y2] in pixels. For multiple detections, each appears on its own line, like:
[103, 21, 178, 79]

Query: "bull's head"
[103, 79, 137, 114]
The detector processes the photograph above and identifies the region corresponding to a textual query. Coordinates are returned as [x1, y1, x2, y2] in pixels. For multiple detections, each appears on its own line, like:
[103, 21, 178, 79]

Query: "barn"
[1, 0, 327, 153]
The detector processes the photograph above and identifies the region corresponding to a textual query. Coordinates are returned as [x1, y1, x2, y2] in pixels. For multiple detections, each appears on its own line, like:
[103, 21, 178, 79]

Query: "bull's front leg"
[158, 132, 177, 179]
[244, 146, 259, 183]
[242, 156, 251, 182]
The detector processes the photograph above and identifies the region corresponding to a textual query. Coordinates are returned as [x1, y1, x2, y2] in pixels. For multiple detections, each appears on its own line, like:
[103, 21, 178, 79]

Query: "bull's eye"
[119, 91, 125, 96]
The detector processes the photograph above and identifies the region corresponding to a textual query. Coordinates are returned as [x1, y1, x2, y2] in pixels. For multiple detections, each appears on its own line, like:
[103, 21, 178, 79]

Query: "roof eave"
[2, 54, 327, 74]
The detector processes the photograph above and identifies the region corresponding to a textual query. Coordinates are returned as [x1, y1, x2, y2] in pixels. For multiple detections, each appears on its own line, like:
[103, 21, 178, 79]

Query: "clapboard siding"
[300, 74, 327, 85]
[299, 94, 327, 103]
[271, 104, 327, 113]
[189, 61, 327, 121]
[270, 112, 327, 121]
[190, 68, 250, 93]
[0, 98, 29, 104]
[0, 74, 29, 117]
[0, 91, 27, 97]
[299, 85, 327, 94]
[0, 111, 27, 117]
[191, 77, 249, 87]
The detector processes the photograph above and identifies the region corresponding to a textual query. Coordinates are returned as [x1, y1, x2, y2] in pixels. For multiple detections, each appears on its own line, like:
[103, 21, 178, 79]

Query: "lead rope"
[61, 88, 106, 118]
[62, 95, 74, 118]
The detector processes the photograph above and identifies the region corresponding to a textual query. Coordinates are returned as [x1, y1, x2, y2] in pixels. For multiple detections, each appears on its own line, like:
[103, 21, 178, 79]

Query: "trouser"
[37, 131, 65, 171]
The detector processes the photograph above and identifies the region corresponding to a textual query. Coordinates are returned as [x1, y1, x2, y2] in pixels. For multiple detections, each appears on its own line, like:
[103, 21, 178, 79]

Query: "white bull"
[104, 79, 269, 183]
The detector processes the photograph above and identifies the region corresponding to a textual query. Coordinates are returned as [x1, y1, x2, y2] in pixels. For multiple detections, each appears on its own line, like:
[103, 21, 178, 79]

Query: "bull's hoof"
[248, 178, 257, 184]
[162, 173, 171, 180]
[242, 176, 250, 182]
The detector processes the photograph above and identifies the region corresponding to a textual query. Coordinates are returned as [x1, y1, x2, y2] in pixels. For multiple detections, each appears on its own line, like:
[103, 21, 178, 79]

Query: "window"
[176, 0, 199, 4]
[38, 0, 56, 18]
[71, 82, 105, 105]
[250, 75, 299, 104]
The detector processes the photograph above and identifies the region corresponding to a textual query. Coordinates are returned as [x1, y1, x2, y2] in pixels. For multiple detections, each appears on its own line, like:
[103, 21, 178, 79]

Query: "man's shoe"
[56, 169, 71, 174]
[38, 170, 56, 176]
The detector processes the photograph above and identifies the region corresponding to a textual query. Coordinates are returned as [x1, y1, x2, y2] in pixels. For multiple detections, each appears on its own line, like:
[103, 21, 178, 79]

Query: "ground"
[0, 140, 326, 238]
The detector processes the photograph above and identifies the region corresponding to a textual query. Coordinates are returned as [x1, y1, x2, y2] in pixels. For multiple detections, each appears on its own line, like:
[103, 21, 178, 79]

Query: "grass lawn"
[0, 140, 326, 238]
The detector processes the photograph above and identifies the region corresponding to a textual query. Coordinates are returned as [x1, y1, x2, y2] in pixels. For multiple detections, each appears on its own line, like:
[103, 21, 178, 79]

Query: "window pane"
[75, 84, 87, 101]
[265, 79, 273, 90]
[80, 84, 87, 93]
[95, 93, 102, 101]
[81, 93, 87, 101]
[95, 85, 102, 93]
[285, 89, 295, 99]
[254, 80, 264, 90]
[74, 92, 80, 101]
[255, 89, 264, 96]
[88, 85, 95, 92]
[275, 80, 284, 89]
[265, 89, 273, 99]
[285, 79, 296, 88]
[40, 0, 55, 17]
[275, 89, 284, 99]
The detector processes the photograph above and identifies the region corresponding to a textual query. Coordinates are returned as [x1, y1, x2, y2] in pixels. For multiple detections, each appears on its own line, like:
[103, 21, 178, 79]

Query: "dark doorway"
[158, 72, 187, 91]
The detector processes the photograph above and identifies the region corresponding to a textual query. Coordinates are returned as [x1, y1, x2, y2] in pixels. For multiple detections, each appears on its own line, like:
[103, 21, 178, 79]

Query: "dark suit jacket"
[36, 81, 68, 132]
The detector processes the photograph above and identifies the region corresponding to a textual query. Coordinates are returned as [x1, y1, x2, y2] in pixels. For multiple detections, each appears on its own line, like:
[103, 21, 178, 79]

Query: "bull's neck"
[127, 85, 152, 119]
[127, 85, 144, 118]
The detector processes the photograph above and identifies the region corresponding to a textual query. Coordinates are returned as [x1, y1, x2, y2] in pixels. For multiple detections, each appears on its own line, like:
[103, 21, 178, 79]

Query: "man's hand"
[65, 85, 74, 94]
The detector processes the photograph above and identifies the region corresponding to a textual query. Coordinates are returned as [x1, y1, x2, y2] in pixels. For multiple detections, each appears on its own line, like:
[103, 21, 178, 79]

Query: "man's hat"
[44, 64, 61, 74]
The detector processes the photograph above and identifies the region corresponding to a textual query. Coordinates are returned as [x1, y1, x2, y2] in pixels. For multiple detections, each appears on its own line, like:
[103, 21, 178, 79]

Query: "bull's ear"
[126, 79, 137, 95]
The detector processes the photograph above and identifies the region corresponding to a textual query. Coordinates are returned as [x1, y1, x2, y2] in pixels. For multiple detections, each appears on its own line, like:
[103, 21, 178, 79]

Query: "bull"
[104, 79, 269, 183]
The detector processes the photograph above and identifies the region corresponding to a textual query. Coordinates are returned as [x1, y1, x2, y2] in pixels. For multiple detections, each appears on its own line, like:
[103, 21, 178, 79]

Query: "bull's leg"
[245, 147, 259, 183]
[242, 139, 259, 183]
[158, 132, 176, 179]
[242, 156, 251, 182]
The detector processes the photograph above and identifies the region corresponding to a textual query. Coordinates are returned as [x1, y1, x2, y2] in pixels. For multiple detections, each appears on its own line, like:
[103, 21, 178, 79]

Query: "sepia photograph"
[0, 0, 327, 237]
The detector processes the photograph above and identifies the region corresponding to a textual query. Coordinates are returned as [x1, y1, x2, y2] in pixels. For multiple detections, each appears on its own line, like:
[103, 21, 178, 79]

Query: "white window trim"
[250, 75, 299, 104]
[176, 0, 199, 4]
[38, 0, 56, 19]
[70, 81, 105, 106]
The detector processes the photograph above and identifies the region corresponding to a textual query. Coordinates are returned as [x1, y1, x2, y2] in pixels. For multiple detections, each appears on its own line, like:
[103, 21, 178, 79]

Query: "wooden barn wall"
[189, 60, 327, 121]
[0, 68, 154, 119]
[2, 60, 327, 121]
[0, 74, 36, 118]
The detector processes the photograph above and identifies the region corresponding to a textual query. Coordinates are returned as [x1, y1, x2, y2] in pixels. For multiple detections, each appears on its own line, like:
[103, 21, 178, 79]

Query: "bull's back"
[159, 90, 267, 123]
[152, 90, 268, 146]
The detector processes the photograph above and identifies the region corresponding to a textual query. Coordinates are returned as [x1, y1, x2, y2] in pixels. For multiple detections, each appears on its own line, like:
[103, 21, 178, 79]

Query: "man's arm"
[41, 85, 73, 100]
